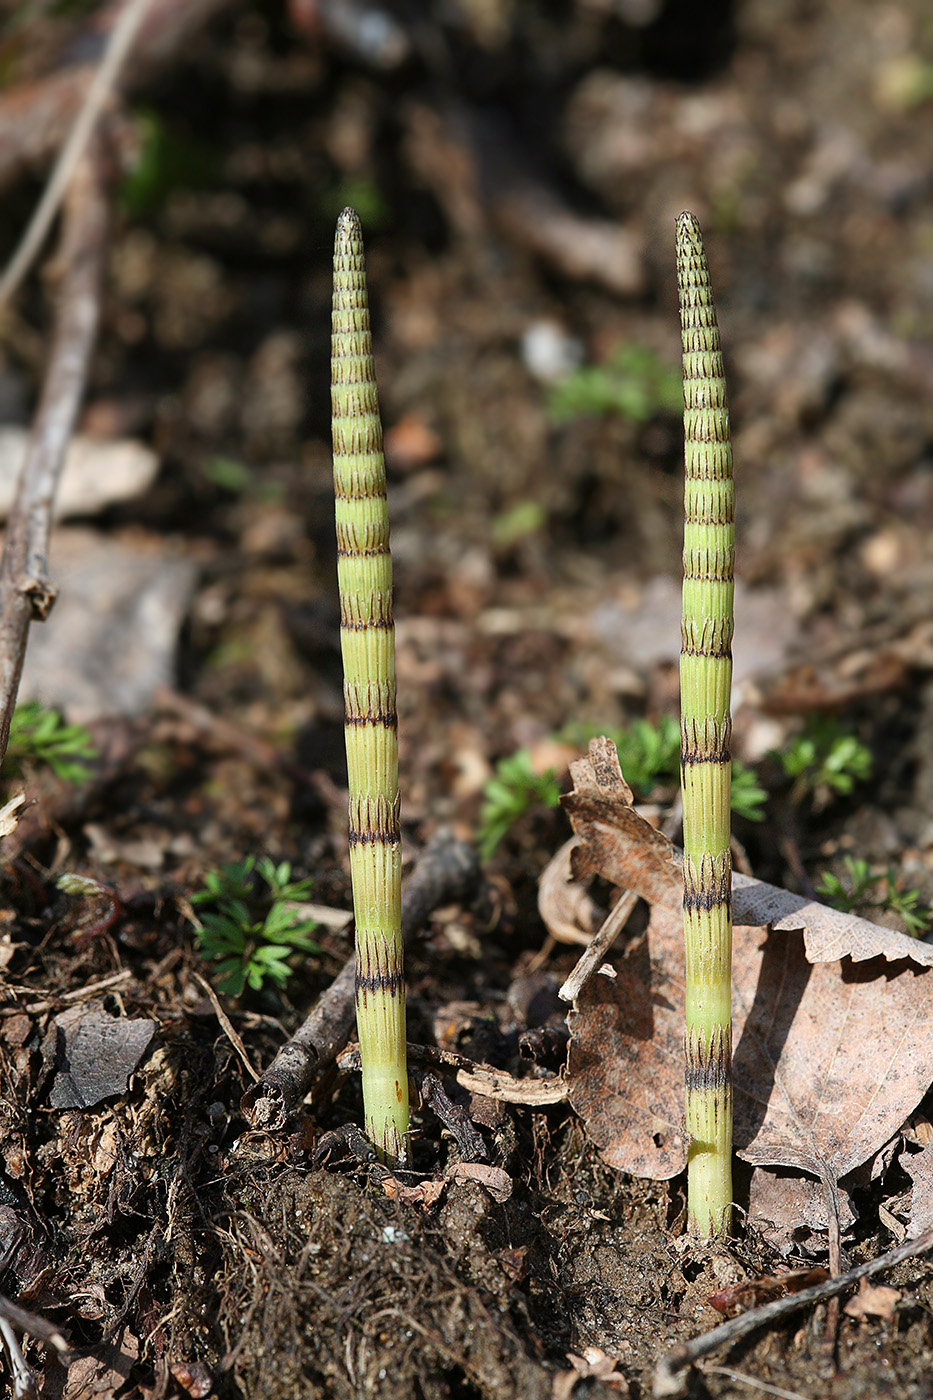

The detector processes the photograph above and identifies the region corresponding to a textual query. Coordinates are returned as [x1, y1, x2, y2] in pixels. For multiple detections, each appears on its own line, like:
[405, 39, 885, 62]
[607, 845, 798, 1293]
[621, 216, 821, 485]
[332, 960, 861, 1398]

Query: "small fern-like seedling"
[817, 856, 931, 937]
[547, 343, 682, 424]
[6, 702, 96, 783]
[730, 760, 767, 823]
[478, 751, 561, 862]
[779, 717, 872, 807]
[191, 856, 318, 996]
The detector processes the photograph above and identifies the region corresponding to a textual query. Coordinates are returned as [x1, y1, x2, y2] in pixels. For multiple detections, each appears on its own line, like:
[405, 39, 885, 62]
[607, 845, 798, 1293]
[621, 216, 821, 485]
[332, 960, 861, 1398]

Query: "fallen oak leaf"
[731, 873, 933, 968]
[562, 737, 933, 969]
[568, 903, 933, 1183]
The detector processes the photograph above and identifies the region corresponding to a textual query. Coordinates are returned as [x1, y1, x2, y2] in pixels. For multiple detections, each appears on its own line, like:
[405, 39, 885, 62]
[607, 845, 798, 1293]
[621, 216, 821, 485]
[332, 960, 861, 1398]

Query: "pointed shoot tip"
[676, 210, 703, 247]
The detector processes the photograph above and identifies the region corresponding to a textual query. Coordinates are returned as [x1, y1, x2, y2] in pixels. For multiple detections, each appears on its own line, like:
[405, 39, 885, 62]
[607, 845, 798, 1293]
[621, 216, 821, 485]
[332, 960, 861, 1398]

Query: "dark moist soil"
[1, 2, 933, 1397]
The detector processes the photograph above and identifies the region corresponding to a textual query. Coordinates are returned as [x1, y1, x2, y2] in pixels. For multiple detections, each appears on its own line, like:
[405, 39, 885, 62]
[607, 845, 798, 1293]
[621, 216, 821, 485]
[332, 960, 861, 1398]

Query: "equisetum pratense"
[676, 211, 735, 1236]
[331, 207, 409, 1166]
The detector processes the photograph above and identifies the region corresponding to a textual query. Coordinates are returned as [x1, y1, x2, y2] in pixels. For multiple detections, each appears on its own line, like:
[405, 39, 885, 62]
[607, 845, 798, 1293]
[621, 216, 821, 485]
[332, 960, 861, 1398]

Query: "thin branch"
[0, 144, 109, 764]
[653, 1227, 933, 1398]
[0, 0, 151, 311]
[0, 0, 236, 196]
[559, 800, 681, 1005]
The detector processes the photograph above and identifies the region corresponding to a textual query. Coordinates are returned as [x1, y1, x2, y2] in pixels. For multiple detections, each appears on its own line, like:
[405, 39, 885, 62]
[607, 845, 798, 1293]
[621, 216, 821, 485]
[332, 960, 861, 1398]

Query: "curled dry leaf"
[903, 1143, 933, 1239]
[538, 837, 602, 946]
[561, 740, 933, 1188]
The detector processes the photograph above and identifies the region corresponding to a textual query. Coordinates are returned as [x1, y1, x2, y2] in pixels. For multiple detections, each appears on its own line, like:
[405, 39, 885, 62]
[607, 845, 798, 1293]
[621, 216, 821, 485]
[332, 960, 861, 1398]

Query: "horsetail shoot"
[331, 207, 409, 1168]
[677, 211, 735, 1237]
[328, 207, 738, 1209]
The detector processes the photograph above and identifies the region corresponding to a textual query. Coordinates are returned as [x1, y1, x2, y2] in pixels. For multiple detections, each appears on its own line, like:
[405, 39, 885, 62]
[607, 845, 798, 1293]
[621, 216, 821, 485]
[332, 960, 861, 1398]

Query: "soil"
[1, 2, 932, 1397]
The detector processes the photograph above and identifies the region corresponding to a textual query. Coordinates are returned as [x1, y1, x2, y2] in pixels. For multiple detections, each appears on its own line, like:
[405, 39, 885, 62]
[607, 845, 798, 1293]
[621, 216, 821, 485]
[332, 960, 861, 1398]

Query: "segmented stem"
[676, 212, 734, 1236]
[331, 207, 409, 1166]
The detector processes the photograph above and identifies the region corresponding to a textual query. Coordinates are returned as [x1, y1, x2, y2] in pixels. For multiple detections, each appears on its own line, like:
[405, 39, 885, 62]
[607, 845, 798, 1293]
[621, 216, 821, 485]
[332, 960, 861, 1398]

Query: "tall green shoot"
[677, 212, 734, 1236]
[331, 207, 409, 1166]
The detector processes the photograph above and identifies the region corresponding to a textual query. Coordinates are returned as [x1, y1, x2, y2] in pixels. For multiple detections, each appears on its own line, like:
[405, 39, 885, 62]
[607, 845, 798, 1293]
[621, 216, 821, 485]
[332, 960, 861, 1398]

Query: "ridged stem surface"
[331, 207, 409, 1165]
[677, 212, 734, 1236]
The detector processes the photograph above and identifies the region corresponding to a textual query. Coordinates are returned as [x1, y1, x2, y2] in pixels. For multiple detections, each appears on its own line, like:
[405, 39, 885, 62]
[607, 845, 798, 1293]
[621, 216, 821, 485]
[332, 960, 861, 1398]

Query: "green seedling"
[677, 212, 735, 1237]
[204, 456, 285, 504]
[478, 750, 561, 863]
[817, 856, 931, 937]
[564, 715, 681, 795]
[730, 761, 767, 823]
[6, 702, 96, 784]
[491, 499, 547, 548]
[120, 108, 217, 216]
[778, 716, 872, 808]
[547, 343, 682, 424]
[191, 856, 318, 997]
[332, 207, 409, 1166]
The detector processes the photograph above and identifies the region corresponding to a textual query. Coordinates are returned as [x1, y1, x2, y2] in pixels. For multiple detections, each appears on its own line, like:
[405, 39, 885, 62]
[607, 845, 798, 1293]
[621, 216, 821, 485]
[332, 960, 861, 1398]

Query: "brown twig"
[0, 0, 237, 194]
[240, 830, 480, 1129]
[653, 1227, 933, 1398]
[559, 800, 682, 1005]
[0, 0, 151, 310]
[0, 143, 109, 766]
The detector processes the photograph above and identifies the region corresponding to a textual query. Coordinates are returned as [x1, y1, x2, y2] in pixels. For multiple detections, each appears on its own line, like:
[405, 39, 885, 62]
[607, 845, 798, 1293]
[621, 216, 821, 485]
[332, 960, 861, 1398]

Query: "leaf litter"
[558, 739, 933, 1223]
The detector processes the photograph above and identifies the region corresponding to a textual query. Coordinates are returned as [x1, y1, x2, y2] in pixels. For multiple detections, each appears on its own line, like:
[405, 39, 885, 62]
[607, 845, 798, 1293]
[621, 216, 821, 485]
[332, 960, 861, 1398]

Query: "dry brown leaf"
[843, 1277, 901, 1321]
[0, 792, 24, 839]
[538, 837, 602, 946]
[904, 1143, 933, 1239]
[448, 1161, 513, 1201]
[562, 738, 933, 969]
[44, 1325, 139, 1400]
[708, 1266, 829, 1316]
[747, 1167, 857, 1246]
[562, 737, 933, 1220]
[567, 903, 933, 1183]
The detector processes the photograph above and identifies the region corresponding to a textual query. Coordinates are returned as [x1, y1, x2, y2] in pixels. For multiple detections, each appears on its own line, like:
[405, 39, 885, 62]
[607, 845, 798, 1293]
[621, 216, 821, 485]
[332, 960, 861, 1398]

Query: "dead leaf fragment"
[380, 1175, 446, 1208]
[553, 1346, 630, 1398]
[46, 1324, 139, 1399]
[447, 1161, 513, 1202]
[709, 1266, 829, 1316]
[904, 1143, 933, 1239]
[0, 791, 24, 838]
[843, 1277, 901, 1321]
[748, 1167, 857, 1248]
[538, 838, 602, 946]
